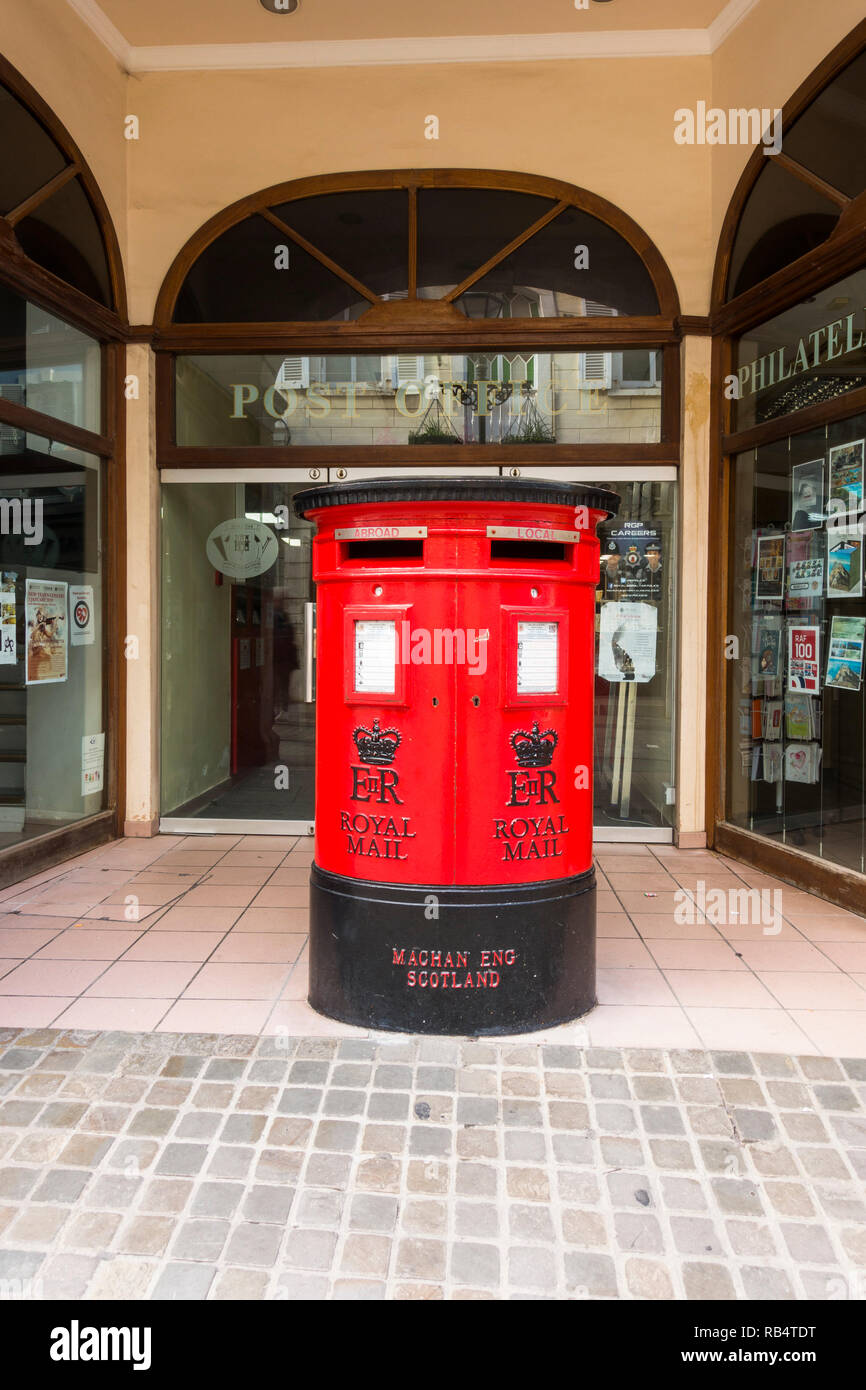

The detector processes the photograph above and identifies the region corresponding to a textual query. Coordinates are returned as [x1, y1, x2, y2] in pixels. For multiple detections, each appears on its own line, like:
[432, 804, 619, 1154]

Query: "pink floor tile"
[198, 868, 274, 886]
[734, 941, 841, 972]
[15, 901, 108, 919]
[34, 929, 142, 960]
[281, 965, 309, 1000]
[596, 939, 657, 969]
[584, 1005, 701, 1049]
[181, 963, 291, 999]
[169, 835, 241, 850]
[54, 997, 174, 1031]
[604, 872, 676, 891]
[0, 996, 75, 1026]
[210, 933, 306, 964]
[157, 852, 226, 869]
[0, 959, 23, 979]
[795, 917, 866, 942]
[219, 852, 286, 867]
[0, 958, 109, 995]
[596, 914, 638, 938]
[120, 932, 225, 962]
[237, 835, 301, 850]
[616, 891, 692, 915]
[685, 1007, 816, 1053]
[85, 961, 200, 998]
[790, 1010, 866, 1057]
[250, 887, 309, 908]
[267, 869, 314, 886]
[152, 906, 242, 932]
[232, 907, 310, 932]
[158, 999, 274, 1034]
[0, 927, 64, 955]
[626, 914, 715, 940]
[596, 968, 676, 1006]
[663, 970, 779, 1008]
[815, 943, 866, 973]
[713, 918, 805, 942]
[83, 903, 166, 924]
[645, 940, 747, 971]
[102, 885, 186, 906]
[263, 1001, 363, 1038]
[757, 972, 866, 1010]
[181, 884, 260, 908]
[783, 908, 866, 929]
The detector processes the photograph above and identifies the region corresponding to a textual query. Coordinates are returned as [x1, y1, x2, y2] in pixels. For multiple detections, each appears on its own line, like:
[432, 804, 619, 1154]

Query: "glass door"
[160, 471, 319, 833]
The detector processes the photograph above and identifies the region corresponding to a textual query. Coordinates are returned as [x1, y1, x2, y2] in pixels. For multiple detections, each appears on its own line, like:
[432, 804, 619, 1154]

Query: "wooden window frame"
[0, 56, 127, 886]
[707, 19, 866, 911]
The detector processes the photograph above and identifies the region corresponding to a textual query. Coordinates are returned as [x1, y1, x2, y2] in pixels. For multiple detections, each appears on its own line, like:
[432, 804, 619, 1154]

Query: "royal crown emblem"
[510, 722, 558, 768]
[353, 719, 402, 766]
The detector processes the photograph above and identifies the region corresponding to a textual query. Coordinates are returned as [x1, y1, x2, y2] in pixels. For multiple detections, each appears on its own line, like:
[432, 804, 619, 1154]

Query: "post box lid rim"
[293, 476, 620, 519]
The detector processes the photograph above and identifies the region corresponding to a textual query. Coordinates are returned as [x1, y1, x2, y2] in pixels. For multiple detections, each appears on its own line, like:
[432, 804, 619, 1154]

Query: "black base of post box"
[308, 863, 597, 1035]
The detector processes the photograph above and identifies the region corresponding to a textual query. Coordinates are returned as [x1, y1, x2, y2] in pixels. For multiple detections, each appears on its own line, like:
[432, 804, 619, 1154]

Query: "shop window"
[0, 435, 105, 845]
[175, 351, 663, 449]
[0, 284, 101, 434]
[0, 84, 67, 217]
[725, 419, 866, 874]
[727, 162, 840, 301]
[784, 50, 866, 201]
[170, 180, 664, 324]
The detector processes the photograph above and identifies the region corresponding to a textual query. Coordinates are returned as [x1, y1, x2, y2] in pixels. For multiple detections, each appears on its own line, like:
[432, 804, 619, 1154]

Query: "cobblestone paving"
[1, 1028, 866, 1300]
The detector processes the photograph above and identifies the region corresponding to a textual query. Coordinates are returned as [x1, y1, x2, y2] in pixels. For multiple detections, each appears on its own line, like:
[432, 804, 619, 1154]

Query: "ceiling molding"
[65, 0, 762, 73]
[65, 0, 131, 67]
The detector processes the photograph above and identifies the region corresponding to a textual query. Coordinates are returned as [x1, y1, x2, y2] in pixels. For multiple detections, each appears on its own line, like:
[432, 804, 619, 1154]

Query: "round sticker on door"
[206, 518, 280, 579]
[73, 599, 90, 631]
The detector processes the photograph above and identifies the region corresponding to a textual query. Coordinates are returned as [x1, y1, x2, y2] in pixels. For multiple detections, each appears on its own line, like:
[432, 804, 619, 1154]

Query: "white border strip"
[66, 0, 762, 73]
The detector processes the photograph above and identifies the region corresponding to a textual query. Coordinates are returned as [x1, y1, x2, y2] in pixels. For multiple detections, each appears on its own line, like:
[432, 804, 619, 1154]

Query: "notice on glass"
[755, 534, 785, 600]
[239, 638, 251, 671]
[0, 572, 17, 666]
[788, 624, 820, 694]
[826, 616, 866, 692]
[354, 620, 396, 694]
[598, 602, 658, 684]
[81, 732, 104, 796]
[25, 579, 67, 685]
[255, 637, 264, 668]
[516, 622, 559, 694]
[69, 585, 95, 645]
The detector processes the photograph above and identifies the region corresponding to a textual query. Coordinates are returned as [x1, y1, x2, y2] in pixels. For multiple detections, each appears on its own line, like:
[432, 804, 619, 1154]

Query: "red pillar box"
[294, 477, 619, 1034]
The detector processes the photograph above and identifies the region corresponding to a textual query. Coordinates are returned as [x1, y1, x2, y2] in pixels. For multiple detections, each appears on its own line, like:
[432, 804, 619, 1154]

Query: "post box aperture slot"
[345, 538, 424, 561]
[490, 539, 567, 562]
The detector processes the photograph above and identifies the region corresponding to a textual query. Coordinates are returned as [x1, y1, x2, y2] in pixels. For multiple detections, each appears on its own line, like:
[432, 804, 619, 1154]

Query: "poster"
[255, 637, 264, 668]
[825, 616, 866, 692]
[25, 579, 67, 685]
[786, 531, 823, 603]
[788, 624, 820, 693]
[827, 530, 863, 597]
[598, 601, 658, 683]
[0, 572, 17, 666]
[239, 638, 251, 671]
[791, 458, 824, 529]
[755, 534, 785, 600]
[600, 524, 663, 601]
[69, 585, 95, 645]
[828, 438, 864, 514]
[81, 732, 104, 796]
[754, 618, 782, 680]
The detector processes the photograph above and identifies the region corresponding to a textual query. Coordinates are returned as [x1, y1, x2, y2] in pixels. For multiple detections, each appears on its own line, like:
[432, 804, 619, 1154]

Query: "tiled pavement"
[0, 835, 866, 1053]
[1, 1030, 866, 1300]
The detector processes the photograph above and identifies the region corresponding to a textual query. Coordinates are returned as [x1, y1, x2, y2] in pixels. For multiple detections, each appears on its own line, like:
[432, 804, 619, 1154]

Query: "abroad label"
[335, 525, 427, 539]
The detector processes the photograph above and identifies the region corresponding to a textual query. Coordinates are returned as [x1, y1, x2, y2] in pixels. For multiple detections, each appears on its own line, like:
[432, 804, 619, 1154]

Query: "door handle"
[304, 601, 316, 703]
